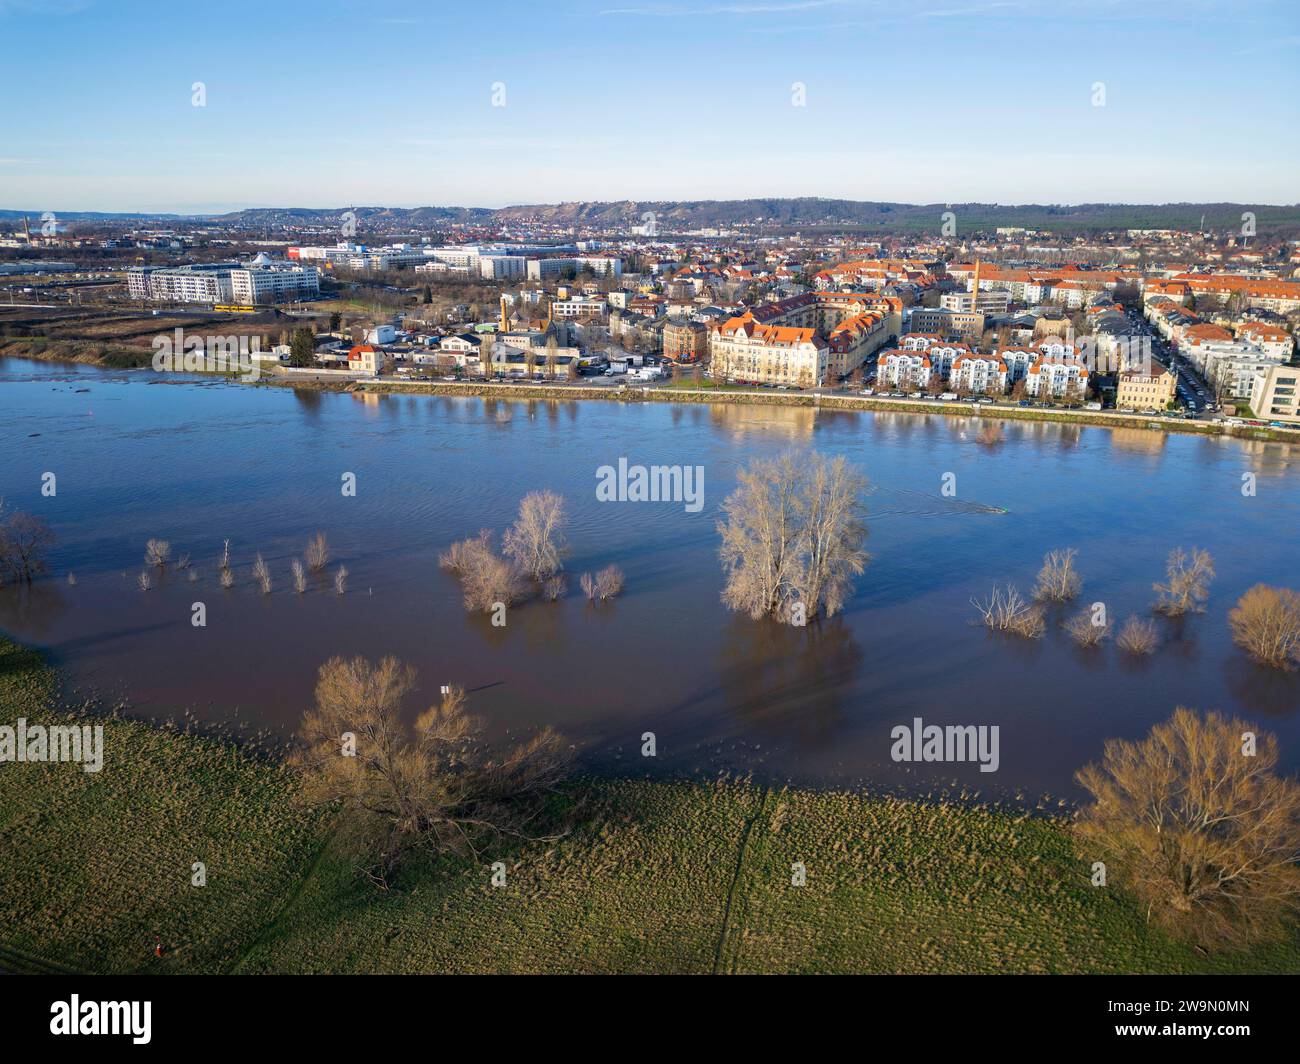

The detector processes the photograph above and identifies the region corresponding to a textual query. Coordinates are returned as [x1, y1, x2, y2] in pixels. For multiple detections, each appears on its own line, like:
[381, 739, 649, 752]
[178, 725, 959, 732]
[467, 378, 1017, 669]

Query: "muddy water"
[3, 355, 1299, 797]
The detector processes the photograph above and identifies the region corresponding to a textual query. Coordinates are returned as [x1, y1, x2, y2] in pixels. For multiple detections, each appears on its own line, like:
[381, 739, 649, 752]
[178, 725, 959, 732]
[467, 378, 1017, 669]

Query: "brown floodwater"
[3, 355, 1299, 798]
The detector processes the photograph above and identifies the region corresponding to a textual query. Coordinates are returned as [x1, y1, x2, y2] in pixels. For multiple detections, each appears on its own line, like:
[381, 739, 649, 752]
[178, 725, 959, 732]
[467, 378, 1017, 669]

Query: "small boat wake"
[866, 484, 1006, 517]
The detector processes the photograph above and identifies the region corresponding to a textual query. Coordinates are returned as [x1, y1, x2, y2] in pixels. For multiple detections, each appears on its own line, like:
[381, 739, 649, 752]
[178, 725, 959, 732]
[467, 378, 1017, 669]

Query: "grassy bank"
[0, 637, 1297, 974]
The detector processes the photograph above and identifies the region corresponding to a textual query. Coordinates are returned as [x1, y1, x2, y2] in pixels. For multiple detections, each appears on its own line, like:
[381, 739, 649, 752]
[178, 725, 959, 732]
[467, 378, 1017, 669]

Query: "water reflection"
[717, 615, 864, 746]
[708, 401, 817, 441]
[1222, 654, 1300, 717]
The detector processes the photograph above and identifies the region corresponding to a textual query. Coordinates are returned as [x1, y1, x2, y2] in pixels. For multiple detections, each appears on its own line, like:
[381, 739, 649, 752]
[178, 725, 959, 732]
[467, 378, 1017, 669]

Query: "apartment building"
[709, 313, 829, 386]
[127, 262, 236, 303]
[1248, 364, 1300, 423]
[127, 261, 319, 305]
[949, 353, 1009, 395]
[876, 349, 934, 389]
[549, 296, 607, 320]
[1026, 353, 1089, 399]
[662, 319, 707, 362]
[825, 311, 890, 378]
[1116, 363, 1177, 410]
[525, 256, 622, 280]
[1235, 322, 1295, 360]
[229, 263, 320, 305]
[907, 306, 985, 342]
[939, 290, 1010, 314]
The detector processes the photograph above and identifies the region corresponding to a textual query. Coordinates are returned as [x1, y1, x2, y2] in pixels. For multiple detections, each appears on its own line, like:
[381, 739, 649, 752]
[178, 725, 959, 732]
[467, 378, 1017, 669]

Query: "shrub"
[1033, 548, 1082, 602]
[291, 558, 307, 594]
[594, 564, 624, 600]
[1064, 607, 1109, 646]
[305, 532, 330, 572]
[252, 553, 272, 594]
[1116, 615, 1158, 655]
[145, 539, 171, 567]
[972, 585, 1044, 638]
[1076, 708, 1300, 947]
[441, 531, 524, 612]
[1154, 547, 1214, 616]
[1228, 584, 1300, 670]
[334, 565, 348, 595]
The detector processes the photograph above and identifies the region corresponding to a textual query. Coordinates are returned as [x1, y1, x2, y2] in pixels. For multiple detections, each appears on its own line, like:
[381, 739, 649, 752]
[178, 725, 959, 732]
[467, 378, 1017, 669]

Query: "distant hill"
[4, 199, 1299, 234]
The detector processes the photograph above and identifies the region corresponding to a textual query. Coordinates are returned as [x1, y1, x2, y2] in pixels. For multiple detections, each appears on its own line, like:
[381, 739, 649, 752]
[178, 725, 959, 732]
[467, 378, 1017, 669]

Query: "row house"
[1026, 354, 1089, 399]
[994, 347, 1037, 382]
[876, 350, 933, 389]
[949, 354, 1009, 395]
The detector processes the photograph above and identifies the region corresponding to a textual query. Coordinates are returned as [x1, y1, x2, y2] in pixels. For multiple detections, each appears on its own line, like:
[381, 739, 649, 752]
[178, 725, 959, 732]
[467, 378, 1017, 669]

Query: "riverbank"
[6, 342, 1297, 442]
[352, 377, 1297, 443]
[1, 636, 1295, 974]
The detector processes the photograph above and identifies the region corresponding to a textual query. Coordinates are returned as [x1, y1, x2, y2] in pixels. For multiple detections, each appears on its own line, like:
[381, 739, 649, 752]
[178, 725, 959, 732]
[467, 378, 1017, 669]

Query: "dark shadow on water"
[1156, 612, 1203, 662]
[716, 613, 864, 746]
[0, 581, 73, 639]
[1222, 653, 1300, 718]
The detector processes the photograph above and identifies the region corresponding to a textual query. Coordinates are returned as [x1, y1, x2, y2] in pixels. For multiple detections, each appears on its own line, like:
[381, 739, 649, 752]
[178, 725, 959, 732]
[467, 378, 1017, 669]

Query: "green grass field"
[1, 637, 1297, 974]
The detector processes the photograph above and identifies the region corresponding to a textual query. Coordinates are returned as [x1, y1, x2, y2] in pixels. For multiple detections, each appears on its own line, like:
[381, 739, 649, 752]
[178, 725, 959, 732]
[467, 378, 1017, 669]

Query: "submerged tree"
[502, 490, 567, 583]
[717, 451, 869, 622]
[0, 503, 55, 585]
[1033, 547, 1082, 603]
[1228, 585, 1300, 671]
[291, 656, 571, 886]
[1153, 546, 1215, 616]
[440, 529, 526, 612]
[1076, 708, 1300, 947]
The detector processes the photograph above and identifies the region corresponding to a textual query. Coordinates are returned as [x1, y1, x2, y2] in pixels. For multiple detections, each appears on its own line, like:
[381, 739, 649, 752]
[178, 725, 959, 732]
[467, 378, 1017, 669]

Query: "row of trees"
[973, 546, 1218, 652]
[970, 544, 1300, 670]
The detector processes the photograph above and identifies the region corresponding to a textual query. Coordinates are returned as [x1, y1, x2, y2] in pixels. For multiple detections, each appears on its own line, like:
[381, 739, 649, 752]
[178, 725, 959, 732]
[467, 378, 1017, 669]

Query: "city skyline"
[2, 0, 1297, 212]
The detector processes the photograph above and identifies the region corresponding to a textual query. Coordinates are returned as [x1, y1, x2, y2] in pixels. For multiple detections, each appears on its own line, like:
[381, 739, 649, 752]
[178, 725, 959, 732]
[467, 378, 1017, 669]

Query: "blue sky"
[1, 0, 1297, 212]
